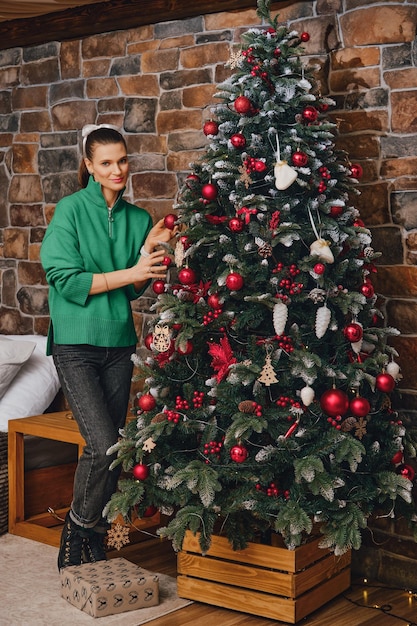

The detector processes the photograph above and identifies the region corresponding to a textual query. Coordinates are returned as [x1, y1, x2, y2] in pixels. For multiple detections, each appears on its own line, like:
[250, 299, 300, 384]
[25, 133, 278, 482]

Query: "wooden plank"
[24, 462, 76, 518]
[0, 0, 263, 51]
[293, 551, 351, 597]
[295, 568, 351, 622]
[178, 547, 351, 598]
[182, 531, 329, 573]
[178, 551, 295, 596]
[177, 575, 297, 623]
[8, 413, 84, 445]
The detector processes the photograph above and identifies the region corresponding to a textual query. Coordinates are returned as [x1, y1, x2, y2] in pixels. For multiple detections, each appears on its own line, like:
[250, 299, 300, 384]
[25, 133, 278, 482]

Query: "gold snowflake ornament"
[238, 165, 252, 188]
[227, 49, 244, 69]
[354, 417, 367, 440]
[107, 522, 130, 551]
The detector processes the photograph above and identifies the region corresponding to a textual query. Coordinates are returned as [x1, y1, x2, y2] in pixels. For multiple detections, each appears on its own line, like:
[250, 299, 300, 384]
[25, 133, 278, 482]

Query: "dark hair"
[78, 127, 127, 188]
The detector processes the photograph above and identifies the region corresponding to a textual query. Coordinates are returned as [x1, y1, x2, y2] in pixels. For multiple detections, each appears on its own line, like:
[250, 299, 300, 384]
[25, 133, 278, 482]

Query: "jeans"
[52, 343, 135, 529]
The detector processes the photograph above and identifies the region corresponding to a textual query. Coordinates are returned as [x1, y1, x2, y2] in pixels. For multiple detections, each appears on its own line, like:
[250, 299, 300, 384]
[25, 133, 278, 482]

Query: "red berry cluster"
[165, 409, 181, 423]
[276, 396, 301, 409]
[256, 482, 290, 499]
[192, 391, 205, 408]
[203, 439, 223, 463]
[242, 47, 272, 86]
[203, 307, 222, 326]
[275, 335, 294, 352]
[317, 166, 331, 194]
[244, 156, 267, 174]
[273, 263, 302, 296]
[175, 396, 189, 410]
[327, 415, 342, 429]
[269, 210, 281, 230]
[251, 402, 263, 417]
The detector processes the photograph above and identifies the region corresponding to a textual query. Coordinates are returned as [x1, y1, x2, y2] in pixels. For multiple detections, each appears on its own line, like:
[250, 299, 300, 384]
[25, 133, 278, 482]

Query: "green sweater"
[40, 176, 153, 355]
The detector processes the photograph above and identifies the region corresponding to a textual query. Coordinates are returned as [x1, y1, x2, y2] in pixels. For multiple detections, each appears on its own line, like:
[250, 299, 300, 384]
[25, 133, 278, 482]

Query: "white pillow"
[0, 336, 36, 399]
[0, 335, 61, 432]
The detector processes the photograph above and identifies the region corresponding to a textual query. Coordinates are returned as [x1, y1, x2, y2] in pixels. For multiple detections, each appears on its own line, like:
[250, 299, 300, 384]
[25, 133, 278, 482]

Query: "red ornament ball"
[254, 160, 267, 173]
[396, 464, 415, 481]
[203, 120, 219, 136]
[391, 450, 404, 465]
[152, 280, 165, 295]
[162, 255, 172, 267]
[320, 388, 349, 417]
[230, 444, 248, 463]
[360, 282, 375, 298]
[350, 163, 363, 179]
[300, 31, 310, 42]
[230, 133, 246, 149]
[201, 183, 218, 201]
[291, 150, 308, 167]
[228, 217, 244, 232]
[138, 393, 156, 412]
[179, 235, 190, 249]
[234, 95, 253, 115]
[375, 372, 395, 393]
[343, 322, 363, 343]
[329, 205, 343, 218]
[132, 463, 149, 481]
[178, 267, 197, 285]
[313, 263, 325, 275]
[302, 105, 318, 123]
[163, 213, 177, 229]
[177, 340, 193, 355]
[207, 293, 221, 309]
[354, 218, 365, 227]
[185, 173, 200, 189]
[349, 396, 370, 418]
[143, 505, 158, 518]
[144, 333, 154, 350]
[226, 272, 244, 290]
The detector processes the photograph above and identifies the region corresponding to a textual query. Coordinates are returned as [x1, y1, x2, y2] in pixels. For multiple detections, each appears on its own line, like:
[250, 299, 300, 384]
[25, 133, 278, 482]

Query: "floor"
[112, 535, 417, 626]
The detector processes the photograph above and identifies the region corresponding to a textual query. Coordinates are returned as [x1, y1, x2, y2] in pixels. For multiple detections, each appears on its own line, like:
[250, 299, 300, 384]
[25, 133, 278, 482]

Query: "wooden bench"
[8, 411, 159, 547]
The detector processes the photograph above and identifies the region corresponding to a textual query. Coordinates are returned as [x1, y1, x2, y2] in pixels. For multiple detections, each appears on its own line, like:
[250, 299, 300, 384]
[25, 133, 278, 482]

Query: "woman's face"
[84, 141, 129, 203]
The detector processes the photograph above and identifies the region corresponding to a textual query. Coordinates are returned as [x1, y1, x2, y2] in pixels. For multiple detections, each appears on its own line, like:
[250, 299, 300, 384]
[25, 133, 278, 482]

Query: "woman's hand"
[142, 217, 178, 254]
[134, 249, 168, 283]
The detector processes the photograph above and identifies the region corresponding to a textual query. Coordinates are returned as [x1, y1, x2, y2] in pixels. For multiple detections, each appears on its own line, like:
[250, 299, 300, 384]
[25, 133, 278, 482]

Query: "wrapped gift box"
[60, 557, 159, 618]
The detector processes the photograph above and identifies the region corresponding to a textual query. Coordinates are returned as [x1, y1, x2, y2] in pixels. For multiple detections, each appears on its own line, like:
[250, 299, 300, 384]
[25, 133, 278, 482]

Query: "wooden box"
[177, 531, 351, 624]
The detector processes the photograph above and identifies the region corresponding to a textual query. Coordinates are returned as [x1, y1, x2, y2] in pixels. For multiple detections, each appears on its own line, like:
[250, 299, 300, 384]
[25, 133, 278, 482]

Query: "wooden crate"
[177, 531, 351, 624]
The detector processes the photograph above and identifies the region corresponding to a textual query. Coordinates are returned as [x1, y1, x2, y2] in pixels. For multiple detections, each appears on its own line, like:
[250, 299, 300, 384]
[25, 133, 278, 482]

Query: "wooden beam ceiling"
[0, 0, 265, 51]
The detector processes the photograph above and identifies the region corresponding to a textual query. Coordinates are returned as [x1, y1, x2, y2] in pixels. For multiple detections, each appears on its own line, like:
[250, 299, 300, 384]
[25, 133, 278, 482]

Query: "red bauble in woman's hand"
[163, 213, 177, 229]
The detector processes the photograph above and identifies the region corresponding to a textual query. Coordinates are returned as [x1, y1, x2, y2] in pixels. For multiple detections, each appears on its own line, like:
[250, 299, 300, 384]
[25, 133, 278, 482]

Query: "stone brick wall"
[1, 0, 417, 580]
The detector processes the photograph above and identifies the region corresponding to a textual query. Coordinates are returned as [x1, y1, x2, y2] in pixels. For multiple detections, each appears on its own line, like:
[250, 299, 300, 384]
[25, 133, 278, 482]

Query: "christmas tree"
[106, 0, 417, 556]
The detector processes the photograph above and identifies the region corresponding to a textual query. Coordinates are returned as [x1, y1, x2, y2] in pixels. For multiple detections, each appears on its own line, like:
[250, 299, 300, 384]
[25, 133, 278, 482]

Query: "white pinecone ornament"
[273, 301, 288, 335]
[300, 385, 315, 406]
[315, 304, 331, 338]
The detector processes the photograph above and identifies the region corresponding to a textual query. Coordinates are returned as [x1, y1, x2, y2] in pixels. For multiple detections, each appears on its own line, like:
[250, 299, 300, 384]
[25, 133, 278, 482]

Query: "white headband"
[82, 123, 122, 155]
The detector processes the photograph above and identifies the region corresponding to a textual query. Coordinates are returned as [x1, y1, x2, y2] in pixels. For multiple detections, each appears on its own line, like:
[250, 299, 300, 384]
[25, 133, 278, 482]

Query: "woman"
[41, 124, 176, 570]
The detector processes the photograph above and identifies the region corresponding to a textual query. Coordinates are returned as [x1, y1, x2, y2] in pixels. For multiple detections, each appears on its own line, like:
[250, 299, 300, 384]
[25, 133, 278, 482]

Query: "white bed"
[0, 335, 77, 535]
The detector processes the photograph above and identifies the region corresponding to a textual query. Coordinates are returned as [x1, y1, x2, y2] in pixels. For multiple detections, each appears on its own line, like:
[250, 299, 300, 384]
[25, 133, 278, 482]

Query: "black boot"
[57, 512, 85, 570]
[83, 530, 107, 563]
